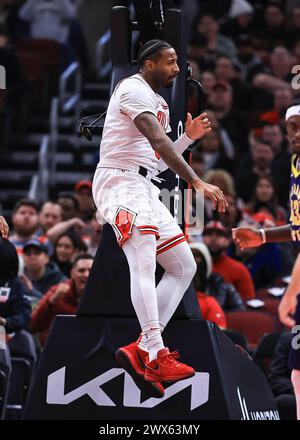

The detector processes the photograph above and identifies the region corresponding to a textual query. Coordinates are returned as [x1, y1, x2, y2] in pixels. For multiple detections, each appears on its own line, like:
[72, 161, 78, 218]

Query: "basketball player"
[93, 39, 227, 397]
[232, 104, 300, 419]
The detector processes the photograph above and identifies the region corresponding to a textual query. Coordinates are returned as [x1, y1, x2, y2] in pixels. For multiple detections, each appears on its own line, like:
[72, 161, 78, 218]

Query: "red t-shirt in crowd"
[197, 292, 227, 329]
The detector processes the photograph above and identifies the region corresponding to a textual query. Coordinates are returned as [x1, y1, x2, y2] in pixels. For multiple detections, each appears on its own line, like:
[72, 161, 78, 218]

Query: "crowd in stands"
[0, 0, 91, 143]
[0, 178, 100, 347]
[1, 0, 300, 419]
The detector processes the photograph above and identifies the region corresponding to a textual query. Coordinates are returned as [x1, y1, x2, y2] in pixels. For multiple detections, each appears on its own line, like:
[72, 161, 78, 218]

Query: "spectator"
[188, 33, 215, 72]
[51, 229, 87, 277]
[9, 198, 40, 257]
[203, 169, 236, 196]
[221, 0, 255, 44]
[233, 34, 264, 83]
[21, 239, 66, 299]
[243, 175, 287, 226]
[214, 55, 254, 113]
[0, 237, 31, 336]
[57, 193, 80, 221]
[260, 123, 291, 208]
[81, 213, 103, 257]
[235, 136, 275, 203]
[261, 123, 286, 154]
[200, 169, 236, 222]
[19, 0, 75, 45]
[30, 253, 93, 346]
[190, 241, 246, 312]
[189, 241, 227, 328]
[197, 128, 235, 173]
[73, 180, 95, 221]
[19, 0, 83, 69]
[192, 14, 237, 59]
[199, 71, 217, 97]
[191, 151, 206, 179]
[269, 332, 297, 420]
[230, 217, 284, 289]
[252, 47, 294, 94]
[38, 201, 62, 234]
[260, 2, 288, 50]
[203, 220, 256, 300]
[0, 0, 29, 42]
[208, 79, 248, 155]
[273, 86, 293, 115]
[205, 110, 236, 160]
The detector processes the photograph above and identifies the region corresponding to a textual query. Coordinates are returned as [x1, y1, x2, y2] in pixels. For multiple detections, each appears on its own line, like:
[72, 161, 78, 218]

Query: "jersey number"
[291, 199, 300, 226]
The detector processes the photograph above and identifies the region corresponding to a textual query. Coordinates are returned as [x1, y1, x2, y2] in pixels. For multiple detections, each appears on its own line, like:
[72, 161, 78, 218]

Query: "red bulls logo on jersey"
[113, 206, 137, 246]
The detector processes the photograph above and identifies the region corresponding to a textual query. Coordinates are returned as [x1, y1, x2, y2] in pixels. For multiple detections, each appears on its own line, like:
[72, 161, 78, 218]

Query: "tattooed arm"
[134, 112, 227, 212]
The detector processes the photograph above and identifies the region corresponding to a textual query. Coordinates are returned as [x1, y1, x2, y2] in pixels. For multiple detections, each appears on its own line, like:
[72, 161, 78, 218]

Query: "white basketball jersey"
[98, 73, 171, 174]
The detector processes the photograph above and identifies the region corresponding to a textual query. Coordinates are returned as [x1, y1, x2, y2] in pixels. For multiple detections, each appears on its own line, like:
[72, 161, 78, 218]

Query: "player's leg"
[122, 226, 164, 362]
[137, 239, 196, 351]
[142, 237, 196, 383]
[115, 226, 166, 397]
[121, 226, 195, 384]
[138, 199, 196, 350]
[133, 203, 195, 383]
[156, 239, 197, 330]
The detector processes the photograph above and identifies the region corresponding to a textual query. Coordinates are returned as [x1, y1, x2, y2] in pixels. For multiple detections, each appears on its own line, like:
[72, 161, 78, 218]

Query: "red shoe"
[115, 338, 164, 398]
[144, 347, 195, 383]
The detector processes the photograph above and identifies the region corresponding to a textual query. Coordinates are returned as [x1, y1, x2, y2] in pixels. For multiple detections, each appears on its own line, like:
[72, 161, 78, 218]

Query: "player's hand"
[232, 227, 262, 250]
[193, 180, 228, 212]
[185, 112, 211, 140]
[0, 216, 9, 239]
[279, 293, 297, 328]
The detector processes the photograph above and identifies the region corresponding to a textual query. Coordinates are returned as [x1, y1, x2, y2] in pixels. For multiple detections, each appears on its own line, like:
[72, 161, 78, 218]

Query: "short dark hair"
[40, 200, 60, 209]
[55, 229, 87, 252]
[57, 193, 80, 211]
[72, 253, 93, 268]
[137, 39, 173, 66]
[12, 198, 39, 215]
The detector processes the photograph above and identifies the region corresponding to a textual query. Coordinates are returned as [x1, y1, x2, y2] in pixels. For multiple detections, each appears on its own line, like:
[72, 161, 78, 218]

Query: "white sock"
[138, 323, 165, 352]
[143, 327, 164, 362]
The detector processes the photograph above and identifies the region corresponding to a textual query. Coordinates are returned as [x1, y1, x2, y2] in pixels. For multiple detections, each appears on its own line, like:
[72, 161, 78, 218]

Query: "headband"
[285, 105, 300, 121]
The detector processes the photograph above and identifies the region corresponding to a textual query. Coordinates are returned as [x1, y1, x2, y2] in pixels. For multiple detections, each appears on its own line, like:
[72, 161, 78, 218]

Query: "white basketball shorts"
[92, 167, 186, 254]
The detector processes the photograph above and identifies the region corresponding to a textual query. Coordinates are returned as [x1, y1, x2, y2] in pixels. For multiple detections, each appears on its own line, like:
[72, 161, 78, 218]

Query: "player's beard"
[165, 75, 177, 88]
[165, 80, 175, 88]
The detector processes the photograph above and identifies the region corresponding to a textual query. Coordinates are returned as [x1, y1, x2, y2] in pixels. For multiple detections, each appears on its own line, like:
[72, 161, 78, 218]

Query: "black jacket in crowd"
[0, 277, 31, 333]
[207, 273, 246, 312]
